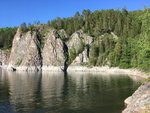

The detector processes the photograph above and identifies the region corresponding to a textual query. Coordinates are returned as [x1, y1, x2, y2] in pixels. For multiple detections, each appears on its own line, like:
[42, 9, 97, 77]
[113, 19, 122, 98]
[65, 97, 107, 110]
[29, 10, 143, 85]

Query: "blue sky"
[0, 0, 150, 28]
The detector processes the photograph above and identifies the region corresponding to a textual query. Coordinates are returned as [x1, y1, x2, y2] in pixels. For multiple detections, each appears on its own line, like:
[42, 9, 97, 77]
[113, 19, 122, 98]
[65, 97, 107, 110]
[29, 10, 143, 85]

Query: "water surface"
[0, 70, 141, 113]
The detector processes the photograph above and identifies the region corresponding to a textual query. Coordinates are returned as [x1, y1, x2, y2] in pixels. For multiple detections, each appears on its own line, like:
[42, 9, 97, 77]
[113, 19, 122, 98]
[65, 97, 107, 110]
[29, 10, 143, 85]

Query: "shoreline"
[1, 65, 149, 79]
[67, 66, 149, 79]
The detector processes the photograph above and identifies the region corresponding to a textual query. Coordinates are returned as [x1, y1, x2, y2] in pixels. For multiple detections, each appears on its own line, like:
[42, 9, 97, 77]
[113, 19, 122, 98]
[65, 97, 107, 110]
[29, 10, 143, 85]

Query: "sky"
[0, 0, 150, 28]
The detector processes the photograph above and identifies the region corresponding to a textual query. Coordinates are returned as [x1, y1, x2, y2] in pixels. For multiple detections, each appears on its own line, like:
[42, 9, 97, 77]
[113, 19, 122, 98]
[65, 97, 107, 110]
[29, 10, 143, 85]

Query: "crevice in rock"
[63, 42, 68, 73]
[36, 31, 43, 69]
[86, 44, 90, 58]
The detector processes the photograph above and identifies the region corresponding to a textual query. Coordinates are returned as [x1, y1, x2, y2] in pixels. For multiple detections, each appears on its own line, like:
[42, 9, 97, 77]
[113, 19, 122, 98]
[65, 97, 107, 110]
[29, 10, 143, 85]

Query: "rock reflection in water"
[0, 70, 140, 113]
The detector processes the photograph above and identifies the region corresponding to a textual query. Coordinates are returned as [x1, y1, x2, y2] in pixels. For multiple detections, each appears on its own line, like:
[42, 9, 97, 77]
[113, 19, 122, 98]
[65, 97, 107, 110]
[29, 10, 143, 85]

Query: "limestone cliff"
[7, 28, 42, 71]
[42, 29, 67, 71]
[68, 31, 117, 66]
[6, 27, 70, 72]
[67, 30, 93, 65]
[67, 30, 93, 52]
[5, 28, 118, 72]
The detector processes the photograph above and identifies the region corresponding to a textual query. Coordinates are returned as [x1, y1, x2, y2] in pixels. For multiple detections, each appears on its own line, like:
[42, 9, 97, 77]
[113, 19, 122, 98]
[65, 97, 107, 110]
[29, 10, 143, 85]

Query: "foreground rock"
[122, 82, 150, 113]
[7, 28, 42, 71]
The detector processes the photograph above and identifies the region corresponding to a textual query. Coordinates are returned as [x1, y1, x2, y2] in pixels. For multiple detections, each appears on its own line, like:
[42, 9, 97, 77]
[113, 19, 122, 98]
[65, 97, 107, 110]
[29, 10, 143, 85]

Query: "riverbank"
[67, 66, 149, 79]
[0, 65, 149, 79]
[4, 65, 65, 72]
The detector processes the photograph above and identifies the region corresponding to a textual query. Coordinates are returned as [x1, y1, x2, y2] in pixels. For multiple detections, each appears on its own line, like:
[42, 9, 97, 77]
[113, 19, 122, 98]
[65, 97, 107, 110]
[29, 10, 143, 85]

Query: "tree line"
[0, 8, 150, 70]
[48, 8, 150, 71]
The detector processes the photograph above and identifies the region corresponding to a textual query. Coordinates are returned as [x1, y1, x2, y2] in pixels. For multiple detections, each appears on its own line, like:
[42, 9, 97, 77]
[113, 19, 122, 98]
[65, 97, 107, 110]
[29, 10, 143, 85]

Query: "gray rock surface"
[0, 49, 9, 66]
[42, 30, 65, 67]
[8, 28, 42, 71]
[6, 28, 119, 72]
[58, 29, 68, 39]
[67, 30, 93, 51]
[71, 48, 89, 66]
[67, 30, 93, 65]
[122, 82, 150, 113]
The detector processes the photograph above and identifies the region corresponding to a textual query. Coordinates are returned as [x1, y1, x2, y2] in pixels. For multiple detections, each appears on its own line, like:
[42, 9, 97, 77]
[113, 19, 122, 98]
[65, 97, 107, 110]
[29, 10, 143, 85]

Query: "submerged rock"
[122, 82, 150, 113]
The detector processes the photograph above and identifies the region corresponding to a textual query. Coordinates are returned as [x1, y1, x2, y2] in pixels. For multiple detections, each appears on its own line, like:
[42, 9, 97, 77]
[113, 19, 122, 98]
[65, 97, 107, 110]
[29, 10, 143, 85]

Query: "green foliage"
[20, 22, 28, 32]
[119, 38, 131, 68]
[68, 48, 76, 64]
[0, 27, 17, 49]
[89, 44, 99, 66]
[77, 39, 85, 54]
[89, 34, 116, 66]
[68, 38, 85, 64]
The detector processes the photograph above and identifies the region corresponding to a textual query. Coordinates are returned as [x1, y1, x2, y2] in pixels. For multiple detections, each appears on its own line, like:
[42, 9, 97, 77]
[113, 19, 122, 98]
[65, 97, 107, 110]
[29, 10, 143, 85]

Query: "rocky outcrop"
[122, 82, 150, 113]
[67, 30, 93, 65]
[7, 28, 42, 71]
[0, 49, 9, 66]
[58, 29, 68, 40]
[42, 30, 67, 71]
[5, 27, 70, 72]
[5, 28, 119, 72]
[68, 31, 118, 66]
[71, 48, 89, 66]
[67, 30, 93, 51]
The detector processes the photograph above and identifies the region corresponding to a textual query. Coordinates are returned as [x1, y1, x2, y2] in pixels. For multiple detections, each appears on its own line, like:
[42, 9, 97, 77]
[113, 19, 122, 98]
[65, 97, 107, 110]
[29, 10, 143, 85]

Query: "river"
[0, 70, 141, 113]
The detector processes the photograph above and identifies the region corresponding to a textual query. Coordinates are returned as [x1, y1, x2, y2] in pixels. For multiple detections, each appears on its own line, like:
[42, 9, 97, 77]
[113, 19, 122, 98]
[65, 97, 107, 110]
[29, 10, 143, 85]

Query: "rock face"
[122, 82, 150, 113]
[8, 28, 42, 71]
[6, 28, 119, 72]
[71, 48, 89, 66]
[0, 49, 9, 66]
[67, 30, 93, 51]
[67, 30, 93, 65]
[4, 28, 120, 72]
[6, 27, 69, 72]
[58, 29, 68, 40]
[42, 30, 67, 71]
